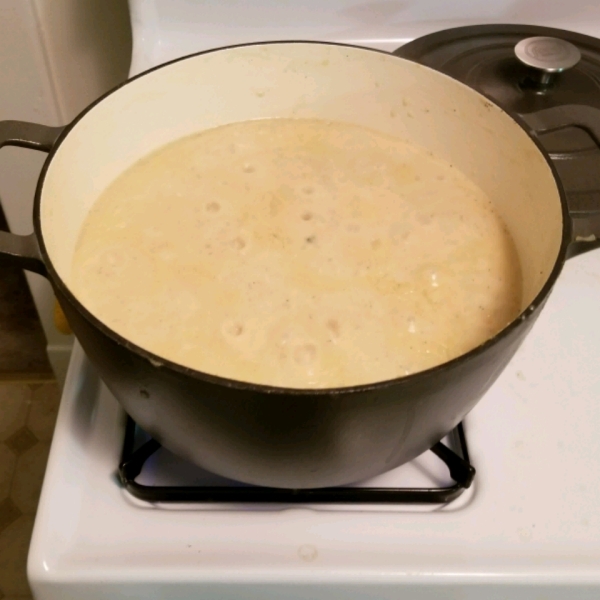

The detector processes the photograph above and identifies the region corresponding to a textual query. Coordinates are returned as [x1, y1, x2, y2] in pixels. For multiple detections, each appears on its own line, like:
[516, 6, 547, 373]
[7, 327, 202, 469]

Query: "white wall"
[0, 0, 132, 384]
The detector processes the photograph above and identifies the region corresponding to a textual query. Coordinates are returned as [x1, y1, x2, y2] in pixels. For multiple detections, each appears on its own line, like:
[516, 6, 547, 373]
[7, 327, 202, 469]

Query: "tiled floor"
[0, 379, 59, 599]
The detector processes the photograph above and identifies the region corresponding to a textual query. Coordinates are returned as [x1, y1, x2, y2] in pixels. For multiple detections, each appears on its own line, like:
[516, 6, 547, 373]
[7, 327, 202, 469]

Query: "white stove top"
[28, 1, 600, 598]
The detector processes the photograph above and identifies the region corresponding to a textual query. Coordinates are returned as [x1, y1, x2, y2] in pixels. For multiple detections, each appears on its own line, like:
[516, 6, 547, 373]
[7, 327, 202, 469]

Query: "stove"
[28, 1, 600, 598]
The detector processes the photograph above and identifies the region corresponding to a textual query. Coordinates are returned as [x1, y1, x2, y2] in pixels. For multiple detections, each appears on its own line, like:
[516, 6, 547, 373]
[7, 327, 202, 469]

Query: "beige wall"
[32, 0, 132, 120]
[0, 0, 132, 384]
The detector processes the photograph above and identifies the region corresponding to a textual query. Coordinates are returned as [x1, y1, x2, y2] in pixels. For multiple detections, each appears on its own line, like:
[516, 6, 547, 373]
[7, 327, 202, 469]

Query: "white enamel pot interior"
[39, 42, 566, 366]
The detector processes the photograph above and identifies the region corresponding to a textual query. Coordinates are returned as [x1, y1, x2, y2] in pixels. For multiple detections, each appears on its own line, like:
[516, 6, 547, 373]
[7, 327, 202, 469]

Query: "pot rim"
[33, 40, 572, 396]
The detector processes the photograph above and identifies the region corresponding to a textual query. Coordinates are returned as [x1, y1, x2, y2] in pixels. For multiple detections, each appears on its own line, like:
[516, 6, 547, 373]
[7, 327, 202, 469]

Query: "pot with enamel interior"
[0, 41, 592, 489]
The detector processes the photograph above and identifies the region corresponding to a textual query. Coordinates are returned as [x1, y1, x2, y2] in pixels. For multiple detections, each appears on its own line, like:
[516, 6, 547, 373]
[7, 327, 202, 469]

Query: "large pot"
[0, 42, 590, 489]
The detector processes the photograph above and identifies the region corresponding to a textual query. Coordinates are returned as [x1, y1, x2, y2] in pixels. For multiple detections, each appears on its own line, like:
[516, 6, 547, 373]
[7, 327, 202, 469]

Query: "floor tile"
[10, 444, 50, 515]
[0, 515, 34, 597]
[0, 386, 30, 442]
[0, 498, 21, 535]
[27, 383, 60, 442]
[0, 447, 16, 501]
[4, 429, 36, 457]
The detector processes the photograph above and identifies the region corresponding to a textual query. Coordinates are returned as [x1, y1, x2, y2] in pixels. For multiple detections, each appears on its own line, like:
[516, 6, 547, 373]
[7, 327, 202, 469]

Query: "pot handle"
[0, 120, 65, 276]
[519, 105, 600, 258]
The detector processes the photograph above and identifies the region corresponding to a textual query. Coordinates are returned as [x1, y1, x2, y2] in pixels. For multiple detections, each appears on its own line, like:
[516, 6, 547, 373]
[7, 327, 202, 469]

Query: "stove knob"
[515, 36, 581, 87]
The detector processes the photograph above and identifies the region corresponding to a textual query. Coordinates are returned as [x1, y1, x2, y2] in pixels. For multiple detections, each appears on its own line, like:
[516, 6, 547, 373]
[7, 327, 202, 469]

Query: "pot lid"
[396, 24, 600, 242]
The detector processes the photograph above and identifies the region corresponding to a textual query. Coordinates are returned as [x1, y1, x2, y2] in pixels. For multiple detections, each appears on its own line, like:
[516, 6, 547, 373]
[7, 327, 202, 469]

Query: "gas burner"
[119, 417, 475, 504]
[398, 24, 600, 241]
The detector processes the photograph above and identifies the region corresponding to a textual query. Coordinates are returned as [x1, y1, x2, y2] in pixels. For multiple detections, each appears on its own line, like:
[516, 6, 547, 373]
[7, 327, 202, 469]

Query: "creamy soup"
[71, 118, 522, 388]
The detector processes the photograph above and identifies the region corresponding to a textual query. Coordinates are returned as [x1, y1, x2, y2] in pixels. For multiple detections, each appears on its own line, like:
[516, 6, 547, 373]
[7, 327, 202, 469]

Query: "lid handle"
[515, 36, 581, 87]
[520, 105, 600, 256]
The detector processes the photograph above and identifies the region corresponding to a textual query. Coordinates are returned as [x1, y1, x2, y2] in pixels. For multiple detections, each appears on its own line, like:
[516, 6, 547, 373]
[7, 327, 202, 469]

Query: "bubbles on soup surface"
[222, 320, 245, 339]
[71, 118, 522, 388]
[293, 343, 317, 366]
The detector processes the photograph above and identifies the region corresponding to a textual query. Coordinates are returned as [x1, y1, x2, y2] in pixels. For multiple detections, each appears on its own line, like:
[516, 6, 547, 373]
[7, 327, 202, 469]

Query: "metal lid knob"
[515, 37, 581, 93]
[515, 37, 581, 88]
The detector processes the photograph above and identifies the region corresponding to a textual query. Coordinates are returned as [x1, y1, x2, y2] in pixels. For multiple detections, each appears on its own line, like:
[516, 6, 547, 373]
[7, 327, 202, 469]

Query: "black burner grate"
[118, 417, 475, 504]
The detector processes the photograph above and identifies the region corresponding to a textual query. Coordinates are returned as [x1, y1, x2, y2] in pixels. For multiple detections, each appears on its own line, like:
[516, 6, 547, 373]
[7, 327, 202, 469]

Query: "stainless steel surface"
[514, 36, 581, 73]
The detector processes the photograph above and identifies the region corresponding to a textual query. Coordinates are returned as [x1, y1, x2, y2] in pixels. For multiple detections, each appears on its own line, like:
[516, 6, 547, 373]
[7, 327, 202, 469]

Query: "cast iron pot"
[0, 42, 594, 489]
